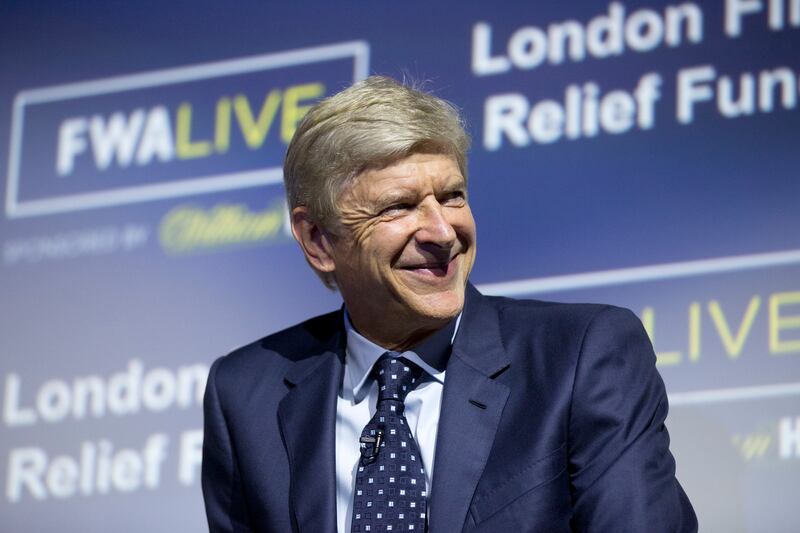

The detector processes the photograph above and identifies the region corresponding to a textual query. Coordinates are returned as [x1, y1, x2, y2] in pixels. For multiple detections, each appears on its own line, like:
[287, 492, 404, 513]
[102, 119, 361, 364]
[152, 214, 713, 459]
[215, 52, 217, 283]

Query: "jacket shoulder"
[472, 291, 646, 363]
[209, 309, 343, 392]
[481, 292, 637, 331]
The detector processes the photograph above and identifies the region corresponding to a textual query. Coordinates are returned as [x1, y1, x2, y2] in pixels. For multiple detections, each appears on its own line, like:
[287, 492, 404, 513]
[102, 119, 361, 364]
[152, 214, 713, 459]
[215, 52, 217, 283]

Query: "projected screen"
[1, 1, 798, 532]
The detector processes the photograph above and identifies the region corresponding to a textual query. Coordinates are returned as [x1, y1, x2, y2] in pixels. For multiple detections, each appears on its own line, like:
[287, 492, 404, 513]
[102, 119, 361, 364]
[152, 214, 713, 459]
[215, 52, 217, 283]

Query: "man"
[202, 76, 697, 532]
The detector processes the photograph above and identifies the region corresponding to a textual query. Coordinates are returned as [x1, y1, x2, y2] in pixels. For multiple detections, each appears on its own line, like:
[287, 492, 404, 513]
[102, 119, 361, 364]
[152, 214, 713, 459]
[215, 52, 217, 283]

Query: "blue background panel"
[1, 1, 798, 531]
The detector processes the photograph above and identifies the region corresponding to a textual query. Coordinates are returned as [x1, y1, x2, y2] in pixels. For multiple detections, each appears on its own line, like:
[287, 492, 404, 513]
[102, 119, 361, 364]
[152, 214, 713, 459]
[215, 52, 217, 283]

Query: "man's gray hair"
[284, 75, 470, 232]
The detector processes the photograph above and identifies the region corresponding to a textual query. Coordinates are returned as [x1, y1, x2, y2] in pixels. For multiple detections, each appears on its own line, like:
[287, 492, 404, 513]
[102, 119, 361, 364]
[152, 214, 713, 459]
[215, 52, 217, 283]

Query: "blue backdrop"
[1, 1, 798, 531]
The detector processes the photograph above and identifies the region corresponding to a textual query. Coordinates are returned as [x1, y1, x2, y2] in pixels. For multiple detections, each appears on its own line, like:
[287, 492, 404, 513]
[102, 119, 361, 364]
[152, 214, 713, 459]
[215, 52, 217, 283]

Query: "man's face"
[329, 152, 477, 347]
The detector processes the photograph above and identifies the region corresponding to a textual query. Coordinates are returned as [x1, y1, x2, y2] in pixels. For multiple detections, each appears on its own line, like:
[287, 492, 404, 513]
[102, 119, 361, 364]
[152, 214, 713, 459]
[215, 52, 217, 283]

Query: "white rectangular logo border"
[5, 40, 370, 219]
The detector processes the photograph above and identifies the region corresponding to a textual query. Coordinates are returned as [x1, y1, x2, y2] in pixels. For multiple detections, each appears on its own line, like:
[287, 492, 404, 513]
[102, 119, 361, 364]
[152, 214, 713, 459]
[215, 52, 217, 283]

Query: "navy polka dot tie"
[351, 353, 427, 532]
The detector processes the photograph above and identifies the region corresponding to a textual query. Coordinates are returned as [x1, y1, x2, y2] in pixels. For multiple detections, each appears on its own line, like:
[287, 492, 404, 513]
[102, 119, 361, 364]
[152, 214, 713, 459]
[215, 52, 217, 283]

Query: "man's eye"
[442, 191, 466, 205]
[380, 203, 412, 215]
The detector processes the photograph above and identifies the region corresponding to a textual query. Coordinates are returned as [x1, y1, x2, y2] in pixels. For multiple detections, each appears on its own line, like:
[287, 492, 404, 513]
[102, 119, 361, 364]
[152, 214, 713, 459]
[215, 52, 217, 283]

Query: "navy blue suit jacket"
[202, 284, 697, 532]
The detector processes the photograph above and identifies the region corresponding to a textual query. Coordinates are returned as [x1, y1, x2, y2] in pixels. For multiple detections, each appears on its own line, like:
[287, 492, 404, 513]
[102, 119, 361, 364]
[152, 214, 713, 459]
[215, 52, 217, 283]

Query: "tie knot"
[373, 353, 423, 404]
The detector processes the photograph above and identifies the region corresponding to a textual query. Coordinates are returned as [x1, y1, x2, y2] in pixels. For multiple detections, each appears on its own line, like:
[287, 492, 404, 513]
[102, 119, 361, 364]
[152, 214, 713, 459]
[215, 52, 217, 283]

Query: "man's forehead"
[357, 155, 464, 188]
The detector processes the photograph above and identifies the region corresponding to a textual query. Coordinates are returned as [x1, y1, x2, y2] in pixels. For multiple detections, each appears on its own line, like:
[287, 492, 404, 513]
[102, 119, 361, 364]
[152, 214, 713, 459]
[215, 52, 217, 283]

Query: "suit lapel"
[277, 340, 344, 533]
[429, 285, 511, 533]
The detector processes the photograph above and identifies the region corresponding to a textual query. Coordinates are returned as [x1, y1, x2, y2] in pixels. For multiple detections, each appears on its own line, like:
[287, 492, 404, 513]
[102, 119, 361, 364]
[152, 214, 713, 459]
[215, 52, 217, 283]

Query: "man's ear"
[290, 206, 336, 274]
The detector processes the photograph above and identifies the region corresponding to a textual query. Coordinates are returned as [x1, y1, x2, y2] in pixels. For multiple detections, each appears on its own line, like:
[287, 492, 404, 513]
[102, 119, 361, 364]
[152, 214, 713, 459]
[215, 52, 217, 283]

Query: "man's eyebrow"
[440, 176, 467, 191]
[374, 188, 417, 206]
[372, 174, 465, 205]
[442, 180, 466, 191]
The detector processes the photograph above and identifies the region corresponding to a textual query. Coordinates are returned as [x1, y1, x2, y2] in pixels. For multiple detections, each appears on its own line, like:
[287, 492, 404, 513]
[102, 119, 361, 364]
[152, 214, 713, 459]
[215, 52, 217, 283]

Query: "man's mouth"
[399, 255, 458, 278]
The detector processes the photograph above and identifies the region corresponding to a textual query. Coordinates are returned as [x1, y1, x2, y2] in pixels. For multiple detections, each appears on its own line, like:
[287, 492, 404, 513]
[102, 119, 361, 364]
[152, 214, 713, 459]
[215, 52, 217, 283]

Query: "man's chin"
[401, 290, 465, 325]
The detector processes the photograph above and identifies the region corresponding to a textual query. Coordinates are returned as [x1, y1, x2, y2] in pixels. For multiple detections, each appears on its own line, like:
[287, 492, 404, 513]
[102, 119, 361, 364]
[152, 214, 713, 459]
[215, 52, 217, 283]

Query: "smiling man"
[294, 151, 475, 351]
[201, 76, 697, 533]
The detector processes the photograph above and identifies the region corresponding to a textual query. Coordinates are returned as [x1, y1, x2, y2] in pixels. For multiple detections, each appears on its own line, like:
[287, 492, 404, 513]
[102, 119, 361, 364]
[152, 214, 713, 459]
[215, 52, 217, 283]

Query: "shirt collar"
[344, 311, 460, 401]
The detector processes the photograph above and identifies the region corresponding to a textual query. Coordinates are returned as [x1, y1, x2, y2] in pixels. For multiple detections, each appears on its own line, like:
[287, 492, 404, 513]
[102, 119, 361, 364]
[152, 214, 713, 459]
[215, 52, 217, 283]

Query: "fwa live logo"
[5, 41, 369, 219]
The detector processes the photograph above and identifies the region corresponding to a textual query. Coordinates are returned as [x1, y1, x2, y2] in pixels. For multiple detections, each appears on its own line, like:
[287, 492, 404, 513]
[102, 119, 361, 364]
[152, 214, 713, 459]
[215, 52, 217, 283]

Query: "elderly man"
[202, 76, 697, 533]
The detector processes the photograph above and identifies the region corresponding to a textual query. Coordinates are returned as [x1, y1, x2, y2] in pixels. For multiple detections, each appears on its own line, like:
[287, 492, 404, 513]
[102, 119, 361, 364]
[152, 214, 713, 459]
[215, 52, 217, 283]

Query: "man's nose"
[415, 199, 456, 247]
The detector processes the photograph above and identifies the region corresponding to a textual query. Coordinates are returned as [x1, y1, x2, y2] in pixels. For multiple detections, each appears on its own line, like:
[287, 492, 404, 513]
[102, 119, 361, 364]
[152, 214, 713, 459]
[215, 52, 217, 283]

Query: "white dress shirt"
[335, 312, 459, 533]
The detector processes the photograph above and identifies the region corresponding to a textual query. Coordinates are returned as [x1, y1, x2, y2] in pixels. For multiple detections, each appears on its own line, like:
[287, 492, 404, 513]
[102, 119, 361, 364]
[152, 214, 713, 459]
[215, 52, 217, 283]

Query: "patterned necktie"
[351, 353, 427, 532]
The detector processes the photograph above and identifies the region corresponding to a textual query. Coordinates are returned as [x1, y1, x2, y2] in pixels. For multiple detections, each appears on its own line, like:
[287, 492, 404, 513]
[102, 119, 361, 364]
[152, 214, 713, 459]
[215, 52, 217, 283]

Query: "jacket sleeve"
[202, 357, 253, 533]
[567, 306, 698, 532]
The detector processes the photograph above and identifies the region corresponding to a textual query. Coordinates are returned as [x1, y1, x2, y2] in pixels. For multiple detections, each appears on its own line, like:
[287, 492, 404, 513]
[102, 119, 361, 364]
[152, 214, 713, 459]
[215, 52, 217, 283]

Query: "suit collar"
[282, 308, 346, 387]
[452, 282, 511, 377]
[283, 347, 340, 386]
[429, 283, 511, 532]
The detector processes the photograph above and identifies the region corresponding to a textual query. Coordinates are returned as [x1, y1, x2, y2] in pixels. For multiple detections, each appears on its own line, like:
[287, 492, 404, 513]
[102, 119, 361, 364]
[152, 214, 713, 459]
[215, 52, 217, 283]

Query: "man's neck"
[345, 310, 458, 372]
